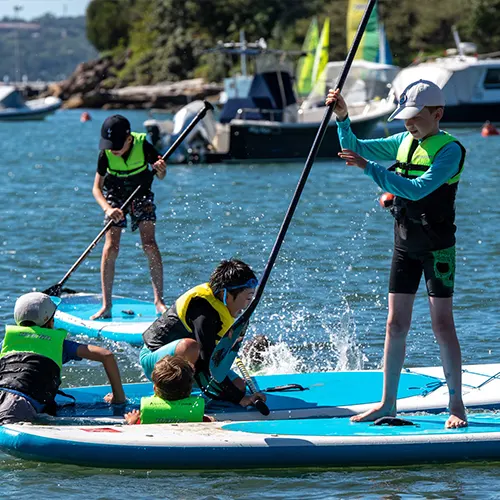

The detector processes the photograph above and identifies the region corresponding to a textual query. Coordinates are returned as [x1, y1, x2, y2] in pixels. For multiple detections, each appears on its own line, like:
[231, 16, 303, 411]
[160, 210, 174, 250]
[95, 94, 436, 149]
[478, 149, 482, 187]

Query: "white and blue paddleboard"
[2, 412, 500, 469]
[55, 364, 500, 421]
[54, 293, 157, 344]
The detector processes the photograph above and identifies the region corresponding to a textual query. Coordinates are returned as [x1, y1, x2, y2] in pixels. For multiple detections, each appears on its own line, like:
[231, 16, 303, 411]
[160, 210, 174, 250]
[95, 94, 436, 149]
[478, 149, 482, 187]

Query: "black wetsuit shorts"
[389, 245, 455, 298]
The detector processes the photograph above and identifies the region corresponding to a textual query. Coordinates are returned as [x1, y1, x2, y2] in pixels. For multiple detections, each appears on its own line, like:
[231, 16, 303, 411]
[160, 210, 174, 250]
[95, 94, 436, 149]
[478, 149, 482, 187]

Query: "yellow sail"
[312, 18, 330, 87]
[296, 17, 319, 97]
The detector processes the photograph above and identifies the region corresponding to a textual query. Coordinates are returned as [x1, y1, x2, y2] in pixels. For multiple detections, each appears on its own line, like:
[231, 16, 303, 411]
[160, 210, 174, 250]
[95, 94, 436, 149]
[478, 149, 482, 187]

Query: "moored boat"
[0, 85, 61, 121]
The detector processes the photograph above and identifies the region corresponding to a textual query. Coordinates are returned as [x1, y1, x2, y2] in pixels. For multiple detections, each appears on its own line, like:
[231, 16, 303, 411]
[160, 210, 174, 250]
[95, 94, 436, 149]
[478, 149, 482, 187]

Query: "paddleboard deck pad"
[54, 364, 500, 422]
[2, 412, 500, 469]
[54, 293, 156, 344]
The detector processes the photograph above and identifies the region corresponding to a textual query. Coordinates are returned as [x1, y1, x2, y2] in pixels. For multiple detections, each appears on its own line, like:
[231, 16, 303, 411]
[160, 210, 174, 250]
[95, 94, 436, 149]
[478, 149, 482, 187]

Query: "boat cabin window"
[483, 69, 500, 89]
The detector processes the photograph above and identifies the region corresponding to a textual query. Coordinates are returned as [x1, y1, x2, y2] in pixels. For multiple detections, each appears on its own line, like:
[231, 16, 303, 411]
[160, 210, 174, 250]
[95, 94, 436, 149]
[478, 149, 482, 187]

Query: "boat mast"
[452, 25, 465, 59]
[240, 29, 247, 77]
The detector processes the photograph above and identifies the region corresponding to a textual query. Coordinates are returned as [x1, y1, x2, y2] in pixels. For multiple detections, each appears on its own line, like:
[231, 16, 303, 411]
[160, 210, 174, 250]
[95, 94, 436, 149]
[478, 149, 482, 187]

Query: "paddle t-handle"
[254, 398, 270, 416]
[235, 357, 270, 416]
[208, 0, 377, 383]
[43, 101, 214, 297]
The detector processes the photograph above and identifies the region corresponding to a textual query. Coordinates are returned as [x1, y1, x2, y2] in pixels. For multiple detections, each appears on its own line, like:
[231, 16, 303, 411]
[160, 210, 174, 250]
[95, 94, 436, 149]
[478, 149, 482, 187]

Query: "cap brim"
[99, 136, 125, 150]
[388, 105, 423, 122]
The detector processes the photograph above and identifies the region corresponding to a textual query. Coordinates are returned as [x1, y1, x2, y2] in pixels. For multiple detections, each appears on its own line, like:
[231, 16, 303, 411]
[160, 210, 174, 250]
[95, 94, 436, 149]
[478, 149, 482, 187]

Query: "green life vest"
[105, 132, 148, 178]
[140, 395, 205, 424]
[1, 325, 66, 368]
[395, 131, 465, 184]
[390, 131, 466, 251]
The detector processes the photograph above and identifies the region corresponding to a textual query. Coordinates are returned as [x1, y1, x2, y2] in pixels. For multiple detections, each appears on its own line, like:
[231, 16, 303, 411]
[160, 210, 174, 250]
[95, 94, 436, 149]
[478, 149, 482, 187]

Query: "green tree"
[86, 0, 132, 51]
[470, 0, 500, 52]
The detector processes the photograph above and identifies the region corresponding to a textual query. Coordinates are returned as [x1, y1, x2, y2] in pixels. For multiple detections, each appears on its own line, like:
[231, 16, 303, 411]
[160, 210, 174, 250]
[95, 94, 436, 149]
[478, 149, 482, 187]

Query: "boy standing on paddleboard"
[140, 259, 266, 408]
[0, 292, 126, 425]
[91, 115, 167, 320]
[326, 80, 467, 428]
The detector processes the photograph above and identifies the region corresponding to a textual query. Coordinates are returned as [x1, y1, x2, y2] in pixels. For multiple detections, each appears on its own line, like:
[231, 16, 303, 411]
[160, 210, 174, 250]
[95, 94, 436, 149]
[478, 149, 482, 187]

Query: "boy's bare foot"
[446, 403, 467, 428]
[90, 306, 112, 320]
[350, 403, 396, 423]
[446, 413, 468, 428]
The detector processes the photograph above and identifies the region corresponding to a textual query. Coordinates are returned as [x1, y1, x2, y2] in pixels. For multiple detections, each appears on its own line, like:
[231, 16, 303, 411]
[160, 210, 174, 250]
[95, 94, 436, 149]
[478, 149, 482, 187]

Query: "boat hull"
[219, 115, 381, 162]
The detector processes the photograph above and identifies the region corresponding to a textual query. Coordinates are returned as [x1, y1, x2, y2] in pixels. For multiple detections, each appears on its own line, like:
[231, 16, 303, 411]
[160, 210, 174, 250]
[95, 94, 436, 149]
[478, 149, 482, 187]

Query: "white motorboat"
[391, 48, 500, 127]
[0, 85, 61, 121]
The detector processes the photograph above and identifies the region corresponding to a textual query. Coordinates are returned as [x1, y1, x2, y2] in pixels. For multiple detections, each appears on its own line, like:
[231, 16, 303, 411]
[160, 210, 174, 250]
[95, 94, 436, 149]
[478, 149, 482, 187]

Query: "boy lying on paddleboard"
[125, 355, 213, 424]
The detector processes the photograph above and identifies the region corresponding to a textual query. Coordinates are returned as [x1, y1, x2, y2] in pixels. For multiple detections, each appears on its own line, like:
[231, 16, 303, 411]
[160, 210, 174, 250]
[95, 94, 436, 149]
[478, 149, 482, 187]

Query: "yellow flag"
[296, 18, 319, 97]
[312, 18, 330, 87]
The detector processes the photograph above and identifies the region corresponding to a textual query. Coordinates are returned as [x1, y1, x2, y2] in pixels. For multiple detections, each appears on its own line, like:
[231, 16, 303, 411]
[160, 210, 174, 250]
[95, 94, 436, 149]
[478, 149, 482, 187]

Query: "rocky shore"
[40, 54, 223, 111]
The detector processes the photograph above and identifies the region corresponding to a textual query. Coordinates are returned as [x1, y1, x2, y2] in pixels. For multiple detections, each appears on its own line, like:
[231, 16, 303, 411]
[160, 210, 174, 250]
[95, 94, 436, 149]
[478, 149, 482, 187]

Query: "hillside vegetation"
[85, 0, 500, 86]
[0, 14, 97, 81]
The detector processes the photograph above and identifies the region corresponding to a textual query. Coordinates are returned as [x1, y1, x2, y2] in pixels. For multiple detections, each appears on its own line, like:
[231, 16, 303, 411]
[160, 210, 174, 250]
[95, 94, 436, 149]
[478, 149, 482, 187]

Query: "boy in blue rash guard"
[140, 259, 266, 408]
[326, 80, 467, 429]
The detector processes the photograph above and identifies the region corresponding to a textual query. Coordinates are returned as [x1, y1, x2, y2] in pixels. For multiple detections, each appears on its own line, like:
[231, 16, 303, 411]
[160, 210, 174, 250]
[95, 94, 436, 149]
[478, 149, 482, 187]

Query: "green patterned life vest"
[140, 395, 205, 424]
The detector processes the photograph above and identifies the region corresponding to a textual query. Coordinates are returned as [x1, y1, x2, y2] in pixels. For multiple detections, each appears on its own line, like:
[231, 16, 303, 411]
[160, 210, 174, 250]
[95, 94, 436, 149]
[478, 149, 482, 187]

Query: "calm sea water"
[1, 109, 500, 498]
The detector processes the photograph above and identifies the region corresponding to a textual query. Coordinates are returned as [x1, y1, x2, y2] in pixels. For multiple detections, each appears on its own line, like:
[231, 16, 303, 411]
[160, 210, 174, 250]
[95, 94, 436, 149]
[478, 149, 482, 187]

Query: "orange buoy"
[379, 192, 395, 208]
[481, 121, 499, 137]
[80, 111, 92, 122]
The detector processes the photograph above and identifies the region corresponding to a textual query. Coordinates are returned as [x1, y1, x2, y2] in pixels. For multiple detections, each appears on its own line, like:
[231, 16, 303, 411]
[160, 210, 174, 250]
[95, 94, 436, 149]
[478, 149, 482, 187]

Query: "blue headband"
[222, 278, 259, 305]
[225, 278, 259, 291]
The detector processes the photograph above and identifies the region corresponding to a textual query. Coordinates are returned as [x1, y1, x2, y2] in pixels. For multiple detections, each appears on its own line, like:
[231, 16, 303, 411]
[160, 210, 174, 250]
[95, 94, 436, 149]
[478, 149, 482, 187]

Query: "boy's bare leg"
[429, 296, 467, 428]
[139, 221, 167, 314]
[90, 227, 122, 320]
[351, 293, 415, 422]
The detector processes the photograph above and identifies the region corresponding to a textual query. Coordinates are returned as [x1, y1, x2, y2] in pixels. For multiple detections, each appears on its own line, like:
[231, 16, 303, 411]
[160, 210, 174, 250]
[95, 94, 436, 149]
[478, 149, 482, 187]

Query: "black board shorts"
[389, 245, 456, 298]
[104, 189, 157, 232]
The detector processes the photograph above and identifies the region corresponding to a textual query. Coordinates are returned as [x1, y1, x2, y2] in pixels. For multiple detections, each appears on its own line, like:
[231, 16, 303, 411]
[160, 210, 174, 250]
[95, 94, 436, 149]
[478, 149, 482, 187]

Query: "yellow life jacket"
[105, 132, 148, 177]
[175, 283, 234, 341]
[140, 395, 205, 424]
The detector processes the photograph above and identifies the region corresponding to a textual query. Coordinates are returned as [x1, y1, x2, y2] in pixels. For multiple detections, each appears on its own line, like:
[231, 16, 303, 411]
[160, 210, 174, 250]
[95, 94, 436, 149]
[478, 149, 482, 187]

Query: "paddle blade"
[42, 283, 62, 297]
[254, 399, 270, 416]
[209, 317, 249, 383]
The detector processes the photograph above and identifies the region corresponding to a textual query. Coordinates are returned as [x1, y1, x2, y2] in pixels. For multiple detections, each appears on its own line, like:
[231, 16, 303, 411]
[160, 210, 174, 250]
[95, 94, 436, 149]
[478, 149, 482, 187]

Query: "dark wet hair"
[152, 356, 194, 401]
[209, 259, 257, 299]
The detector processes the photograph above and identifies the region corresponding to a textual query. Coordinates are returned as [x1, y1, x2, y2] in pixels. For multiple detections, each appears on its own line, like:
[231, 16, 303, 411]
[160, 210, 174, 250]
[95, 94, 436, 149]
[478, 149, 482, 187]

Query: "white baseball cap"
[388, 80, 445, 122]
[14, 292, 59, 327]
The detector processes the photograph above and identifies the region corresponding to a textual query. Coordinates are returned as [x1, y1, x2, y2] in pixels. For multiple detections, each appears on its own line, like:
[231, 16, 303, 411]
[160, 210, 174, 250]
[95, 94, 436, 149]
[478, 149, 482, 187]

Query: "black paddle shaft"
[44, 101, 214, 297]
[234, 0, 377, 329]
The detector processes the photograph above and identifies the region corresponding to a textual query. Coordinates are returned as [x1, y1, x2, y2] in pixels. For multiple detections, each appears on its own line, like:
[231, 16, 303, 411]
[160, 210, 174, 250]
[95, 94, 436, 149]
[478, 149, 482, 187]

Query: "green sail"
[296, 17, 319, 97]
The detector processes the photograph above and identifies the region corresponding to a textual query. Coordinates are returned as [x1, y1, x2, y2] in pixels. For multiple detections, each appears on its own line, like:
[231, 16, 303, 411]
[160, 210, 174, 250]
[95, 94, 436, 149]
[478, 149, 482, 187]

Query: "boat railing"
[236, 107, 284, 121]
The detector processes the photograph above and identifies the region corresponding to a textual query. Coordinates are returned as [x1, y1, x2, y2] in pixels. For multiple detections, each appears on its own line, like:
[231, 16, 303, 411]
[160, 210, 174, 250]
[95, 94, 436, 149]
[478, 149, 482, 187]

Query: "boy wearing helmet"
[140, 259, 266, 408]
[0, 292, 126, 425]
[326, 80, 467, 429]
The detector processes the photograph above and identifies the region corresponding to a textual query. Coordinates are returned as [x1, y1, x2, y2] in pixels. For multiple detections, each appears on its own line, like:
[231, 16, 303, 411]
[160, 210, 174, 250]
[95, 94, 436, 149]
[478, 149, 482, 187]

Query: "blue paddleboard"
[56, 364, 500, 421]
[54, 293, 156, 344]
[2, 412, 500, 469]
